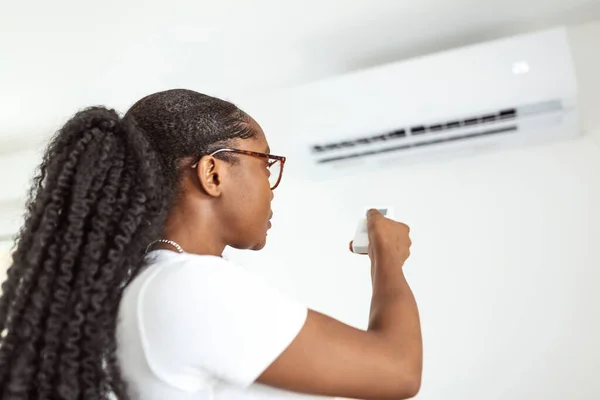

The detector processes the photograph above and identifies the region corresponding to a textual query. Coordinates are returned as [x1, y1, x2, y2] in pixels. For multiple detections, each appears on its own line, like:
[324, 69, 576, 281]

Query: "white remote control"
[351, 208, 394, 254]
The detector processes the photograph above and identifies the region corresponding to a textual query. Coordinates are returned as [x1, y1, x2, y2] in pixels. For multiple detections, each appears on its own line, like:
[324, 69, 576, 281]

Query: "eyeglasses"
[191, 148, 286, 190]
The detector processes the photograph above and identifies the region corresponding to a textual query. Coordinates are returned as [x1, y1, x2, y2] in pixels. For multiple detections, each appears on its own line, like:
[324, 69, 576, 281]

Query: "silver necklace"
[145, 239, 184, 254]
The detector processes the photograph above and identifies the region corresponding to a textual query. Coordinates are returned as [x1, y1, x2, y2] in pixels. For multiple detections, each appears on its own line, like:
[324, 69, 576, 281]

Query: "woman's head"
[0, 89, 281, 399]
[125, 89, 281, 252]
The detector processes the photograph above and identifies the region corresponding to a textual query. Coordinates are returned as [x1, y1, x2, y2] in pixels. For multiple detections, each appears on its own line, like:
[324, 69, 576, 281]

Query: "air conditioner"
[242, 27, 579, 177]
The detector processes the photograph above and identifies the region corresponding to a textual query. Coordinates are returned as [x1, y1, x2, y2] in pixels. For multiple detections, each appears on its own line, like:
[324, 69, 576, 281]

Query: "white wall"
[0, 241, 12, 287]
[0, 21, 599, 400]
[569, 21, 600, 153]
[568, 21, 600, 138]
[0, 147, 42, 239]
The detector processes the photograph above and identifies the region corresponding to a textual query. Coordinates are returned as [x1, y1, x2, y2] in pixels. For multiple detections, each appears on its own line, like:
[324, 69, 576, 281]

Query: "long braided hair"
[0, 89, 255, 399]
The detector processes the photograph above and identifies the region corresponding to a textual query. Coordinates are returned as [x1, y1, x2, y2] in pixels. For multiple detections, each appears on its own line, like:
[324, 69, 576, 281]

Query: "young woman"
[0, 89, 422, 400]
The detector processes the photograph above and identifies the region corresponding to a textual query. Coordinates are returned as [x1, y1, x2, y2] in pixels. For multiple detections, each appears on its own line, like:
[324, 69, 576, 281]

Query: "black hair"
[0, 89, 255, 399]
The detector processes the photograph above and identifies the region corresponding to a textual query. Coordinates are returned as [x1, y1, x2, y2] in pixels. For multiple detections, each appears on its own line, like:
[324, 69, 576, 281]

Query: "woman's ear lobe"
[197, 156, 223, 197]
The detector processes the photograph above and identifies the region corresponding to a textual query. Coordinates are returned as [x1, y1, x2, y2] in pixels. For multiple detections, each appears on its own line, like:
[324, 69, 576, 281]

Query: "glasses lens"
[268, 159, 282, 189]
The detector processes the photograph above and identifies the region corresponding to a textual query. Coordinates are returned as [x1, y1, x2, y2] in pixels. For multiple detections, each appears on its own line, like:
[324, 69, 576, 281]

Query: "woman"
[0, 89, 422, 400]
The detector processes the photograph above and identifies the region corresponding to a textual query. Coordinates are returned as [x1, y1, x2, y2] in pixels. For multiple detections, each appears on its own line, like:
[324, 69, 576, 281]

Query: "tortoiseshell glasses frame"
[191, 148, 287, 190]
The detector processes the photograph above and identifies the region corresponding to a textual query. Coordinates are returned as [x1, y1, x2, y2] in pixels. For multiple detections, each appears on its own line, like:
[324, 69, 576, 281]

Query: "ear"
[195, 155, 226, 197]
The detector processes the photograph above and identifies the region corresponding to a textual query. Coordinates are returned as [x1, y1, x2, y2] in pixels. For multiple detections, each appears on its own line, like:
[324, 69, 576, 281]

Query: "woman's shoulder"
[136, 250, 257, 295]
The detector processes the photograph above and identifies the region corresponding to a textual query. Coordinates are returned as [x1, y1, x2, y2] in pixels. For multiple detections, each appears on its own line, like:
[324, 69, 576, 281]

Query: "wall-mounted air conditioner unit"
[244, 27, 579, 177]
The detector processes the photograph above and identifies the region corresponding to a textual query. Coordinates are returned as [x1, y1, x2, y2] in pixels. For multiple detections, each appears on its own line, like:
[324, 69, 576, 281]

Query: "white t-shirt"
[117, 250, 322, 400]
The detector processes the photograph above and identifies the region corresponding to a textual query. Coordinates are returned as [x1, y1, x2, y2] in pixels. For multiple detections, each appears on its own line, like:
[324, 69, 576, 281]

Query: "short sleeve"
[137, 254, 308, 388]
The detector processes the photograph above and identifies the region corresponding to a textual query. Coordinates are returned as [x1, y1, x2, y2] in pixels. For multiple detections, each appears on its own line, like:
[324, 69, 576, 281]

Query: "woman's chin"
[250, 239, 267, 251]
[244, 232, 268, 251]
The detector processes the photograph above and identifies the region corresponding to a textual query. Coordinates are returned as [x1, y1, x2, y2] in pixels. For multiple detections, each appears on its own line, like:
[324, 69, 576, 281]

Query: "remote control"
[351, 208, 394, 254]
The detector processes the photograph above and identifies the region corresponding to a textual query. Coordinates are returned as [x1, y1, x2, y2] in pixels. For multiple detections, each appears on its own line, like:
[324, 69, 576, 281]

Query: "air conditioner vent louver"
[311, 108, 517, 154]
[316, 125, 518, 164]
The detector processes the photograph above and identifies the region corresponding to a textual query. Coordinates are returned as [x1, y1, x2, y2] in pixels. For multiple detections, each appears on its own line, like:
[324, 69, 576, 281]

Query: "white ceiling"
[2, 0, 600, 146]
